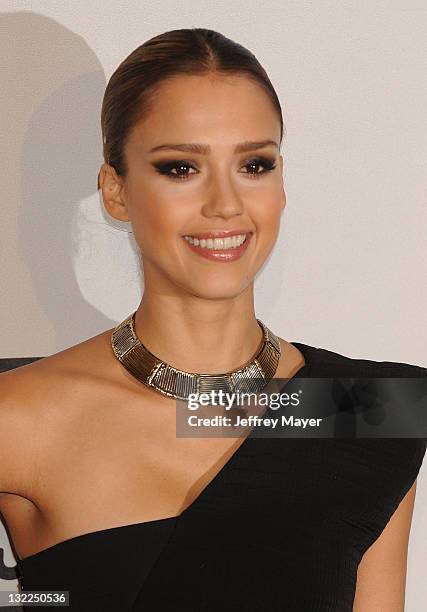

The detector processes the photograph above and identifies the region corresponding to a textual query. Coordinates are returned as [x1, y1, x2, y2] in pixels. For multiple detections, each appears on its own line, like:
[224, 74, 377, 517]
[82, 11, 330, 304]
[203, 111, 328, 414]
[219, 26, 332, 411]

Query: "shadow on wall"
[0, 10, 139, 592]
[2, 10, 141, 352]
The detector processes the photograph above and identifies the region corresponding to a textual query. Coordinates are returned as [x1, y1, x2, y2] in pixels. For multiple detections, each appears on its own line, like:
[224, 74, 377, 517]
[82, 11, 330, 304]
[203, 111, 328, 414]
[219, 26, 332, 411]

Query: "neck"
[133, 289, 264, 375]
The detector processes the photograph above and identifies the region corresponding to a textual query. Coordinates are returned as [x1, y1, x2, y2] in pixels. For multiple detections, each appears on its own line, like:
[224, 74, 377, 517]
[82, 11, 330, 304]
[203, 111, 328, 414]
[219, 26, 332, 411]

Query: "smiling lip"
[182, 232, 253, 262]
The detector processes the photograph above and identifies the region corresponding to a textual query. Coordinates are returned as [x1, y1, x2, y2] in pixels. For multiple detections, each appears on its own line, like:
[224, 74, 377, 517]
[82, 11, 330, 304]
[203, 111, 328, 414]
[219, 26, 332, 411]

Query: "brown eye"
[153, 160, 198, 180]
[241, 156, 277, 178]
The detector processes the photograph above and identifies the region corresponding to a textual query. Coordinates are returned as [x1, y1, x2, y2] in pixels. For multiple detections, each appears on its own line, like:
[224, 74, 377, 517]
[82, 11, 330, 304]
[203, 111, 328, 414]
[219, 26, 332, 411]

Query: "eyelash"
[153, 156, 277, 181]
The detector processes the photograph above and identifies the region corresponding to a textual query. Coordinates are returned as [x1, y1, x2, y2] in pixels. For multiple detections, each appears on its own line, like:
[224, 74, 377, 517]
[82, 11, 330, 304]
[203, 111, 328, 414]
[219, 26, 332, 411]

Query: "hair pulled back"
[101, 28, 284, 177]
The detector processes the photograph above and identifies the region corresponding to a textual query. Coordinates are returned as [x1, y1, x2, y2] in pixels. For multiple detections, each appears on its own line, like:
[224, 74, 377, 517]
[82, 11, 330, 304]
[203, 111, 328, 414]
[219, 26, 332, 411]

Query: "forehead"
[128, 73, 281, 148]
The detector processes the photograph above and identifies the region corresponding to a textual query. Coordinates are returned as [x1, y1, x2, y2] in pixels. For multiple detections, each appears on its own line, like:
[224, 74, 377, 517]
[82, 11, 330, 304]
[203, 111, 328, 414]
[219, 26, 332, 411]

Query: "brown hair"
[101, 28, 284, 177]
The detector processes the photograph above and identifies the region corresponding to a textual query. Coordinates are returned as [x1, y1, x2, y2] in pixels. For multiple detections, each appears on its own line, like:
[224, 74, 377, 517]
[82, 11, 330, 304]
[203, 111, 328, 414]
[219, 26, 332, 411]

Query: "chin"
[183, 277, 253, 300]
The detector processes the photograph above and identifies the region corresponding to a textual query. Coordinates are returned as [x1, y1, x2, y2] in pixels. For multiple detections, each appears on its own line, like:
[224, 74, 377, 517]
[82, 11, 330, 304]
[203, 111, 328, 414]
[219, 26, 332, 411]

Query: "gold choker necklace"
[111, 311, 282, 401]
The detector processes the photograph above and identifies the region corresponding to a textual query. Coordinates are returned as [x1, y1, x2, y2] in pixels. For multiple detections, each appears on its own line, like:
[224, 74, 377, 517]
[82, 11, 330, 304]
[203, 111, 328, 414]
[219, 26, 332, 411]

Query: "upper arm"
[0, 368, 40, 498]
[352, 479, 418, 611]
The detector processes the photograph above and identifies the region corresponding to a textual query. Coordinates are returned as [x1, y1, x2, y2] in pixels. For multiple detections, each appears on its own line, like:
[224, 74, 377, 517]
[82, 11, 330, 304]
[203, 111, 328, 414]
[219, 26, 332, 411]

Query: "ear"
[98, 163, 130, 222]
[279, 155, 286, 211]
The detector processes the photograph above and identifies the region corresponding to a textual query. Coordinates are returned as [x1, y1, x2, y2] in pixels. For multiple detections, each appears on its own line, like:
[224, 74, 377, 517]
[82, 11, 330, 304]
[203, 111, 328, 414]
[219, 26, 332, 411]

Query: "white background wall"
[1, 1, 426, 608]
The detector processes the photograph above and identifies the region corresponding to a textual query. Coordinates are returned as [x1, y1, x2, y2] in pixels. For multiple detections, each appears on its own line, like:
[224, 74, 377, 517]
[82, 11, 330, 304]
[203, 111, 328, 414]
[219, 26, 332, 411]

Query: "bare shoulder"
[0, 326, 116, 396]
[0, 327, 118, 498]
[276, 337, 306, 378]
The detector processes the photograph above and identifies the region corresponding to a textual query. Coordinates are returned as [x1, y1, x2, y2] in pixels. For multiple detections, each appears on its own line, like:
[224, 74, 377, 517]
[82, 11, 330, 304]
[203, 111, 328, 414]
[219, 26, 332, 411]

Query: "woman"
[0, 28, 426, 611]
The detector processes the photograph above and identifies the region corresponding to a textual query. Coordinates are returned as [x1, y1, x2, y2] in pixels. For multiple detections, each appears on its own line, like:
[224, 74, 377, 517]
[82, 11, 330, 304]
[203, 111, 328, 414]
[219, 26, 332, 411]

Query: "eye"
[153, 160, 198, 181]
[241, 156, 277, 178]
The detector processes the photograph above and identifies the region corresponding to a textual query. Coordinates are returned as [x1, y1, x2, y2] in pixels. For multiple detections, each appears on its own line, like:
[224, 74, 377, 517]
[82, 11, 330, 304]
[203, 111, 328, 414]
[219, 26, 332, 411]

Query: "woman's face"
[102, 72, 286, 299]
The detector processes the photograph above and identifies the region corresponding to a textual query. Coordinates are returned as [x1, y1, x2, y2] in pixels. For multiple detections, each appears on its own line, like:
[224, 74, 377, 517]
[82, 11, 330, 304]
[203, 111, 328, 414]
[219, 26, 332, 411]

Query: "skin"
[100, 72, 287, 374]
[0, 72, 418, 608]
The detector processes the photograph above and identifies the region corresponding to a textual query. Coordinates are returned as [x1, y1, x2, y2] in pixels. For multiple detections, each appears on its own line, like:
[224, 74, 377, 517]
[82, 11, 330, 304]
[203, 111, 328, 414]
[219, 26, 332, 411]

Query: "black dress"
[14, 342, 427, 611]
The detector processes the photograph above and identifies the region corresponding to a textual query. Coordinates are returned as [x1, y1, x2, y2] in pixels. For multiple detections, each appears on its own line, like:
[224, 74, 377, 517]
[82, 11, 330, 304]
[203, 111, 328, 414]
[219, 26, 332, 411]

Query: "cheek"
[127, 186, 186, 252]
[250, 190, 283, 234]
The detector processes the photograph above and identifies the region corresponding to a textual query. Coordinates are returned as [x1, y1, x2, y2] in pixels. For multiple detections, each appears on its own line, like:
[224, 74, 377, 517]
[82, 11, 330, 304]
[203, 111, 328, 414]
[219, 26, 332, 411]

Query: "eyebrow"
[148, 139, 279, 154]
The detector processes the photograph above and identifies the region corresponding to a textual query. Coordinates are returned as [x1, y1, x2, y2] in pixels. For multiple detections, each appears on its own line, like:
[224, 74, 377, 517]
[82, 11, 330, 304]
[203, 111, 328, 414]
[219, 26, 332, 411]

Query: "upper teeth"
[184, 234, 248, 250]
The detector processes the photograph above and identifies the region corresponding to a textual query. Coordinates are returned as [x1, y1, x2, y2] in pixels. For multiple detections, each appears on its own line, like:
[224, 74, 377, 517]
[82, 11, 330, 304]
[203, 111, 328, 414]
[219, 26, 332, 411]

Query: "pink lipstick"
[182, 231, 253, 262]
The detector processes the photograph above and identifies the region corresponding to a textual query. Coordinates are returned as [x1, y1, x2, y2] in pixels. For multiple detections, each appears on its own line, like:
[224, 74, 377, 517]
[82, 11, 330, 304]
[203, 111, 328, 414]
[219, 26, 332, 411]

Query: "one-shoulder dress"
[10, 342, 427, 611]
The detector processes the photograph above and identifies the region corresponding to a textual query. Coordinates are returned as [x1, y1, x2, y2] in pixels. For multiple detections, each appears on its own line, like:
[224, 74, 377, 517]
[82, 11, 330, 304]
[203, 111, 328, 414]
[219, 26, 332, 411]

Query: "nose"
[201, 167, 245, 221]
